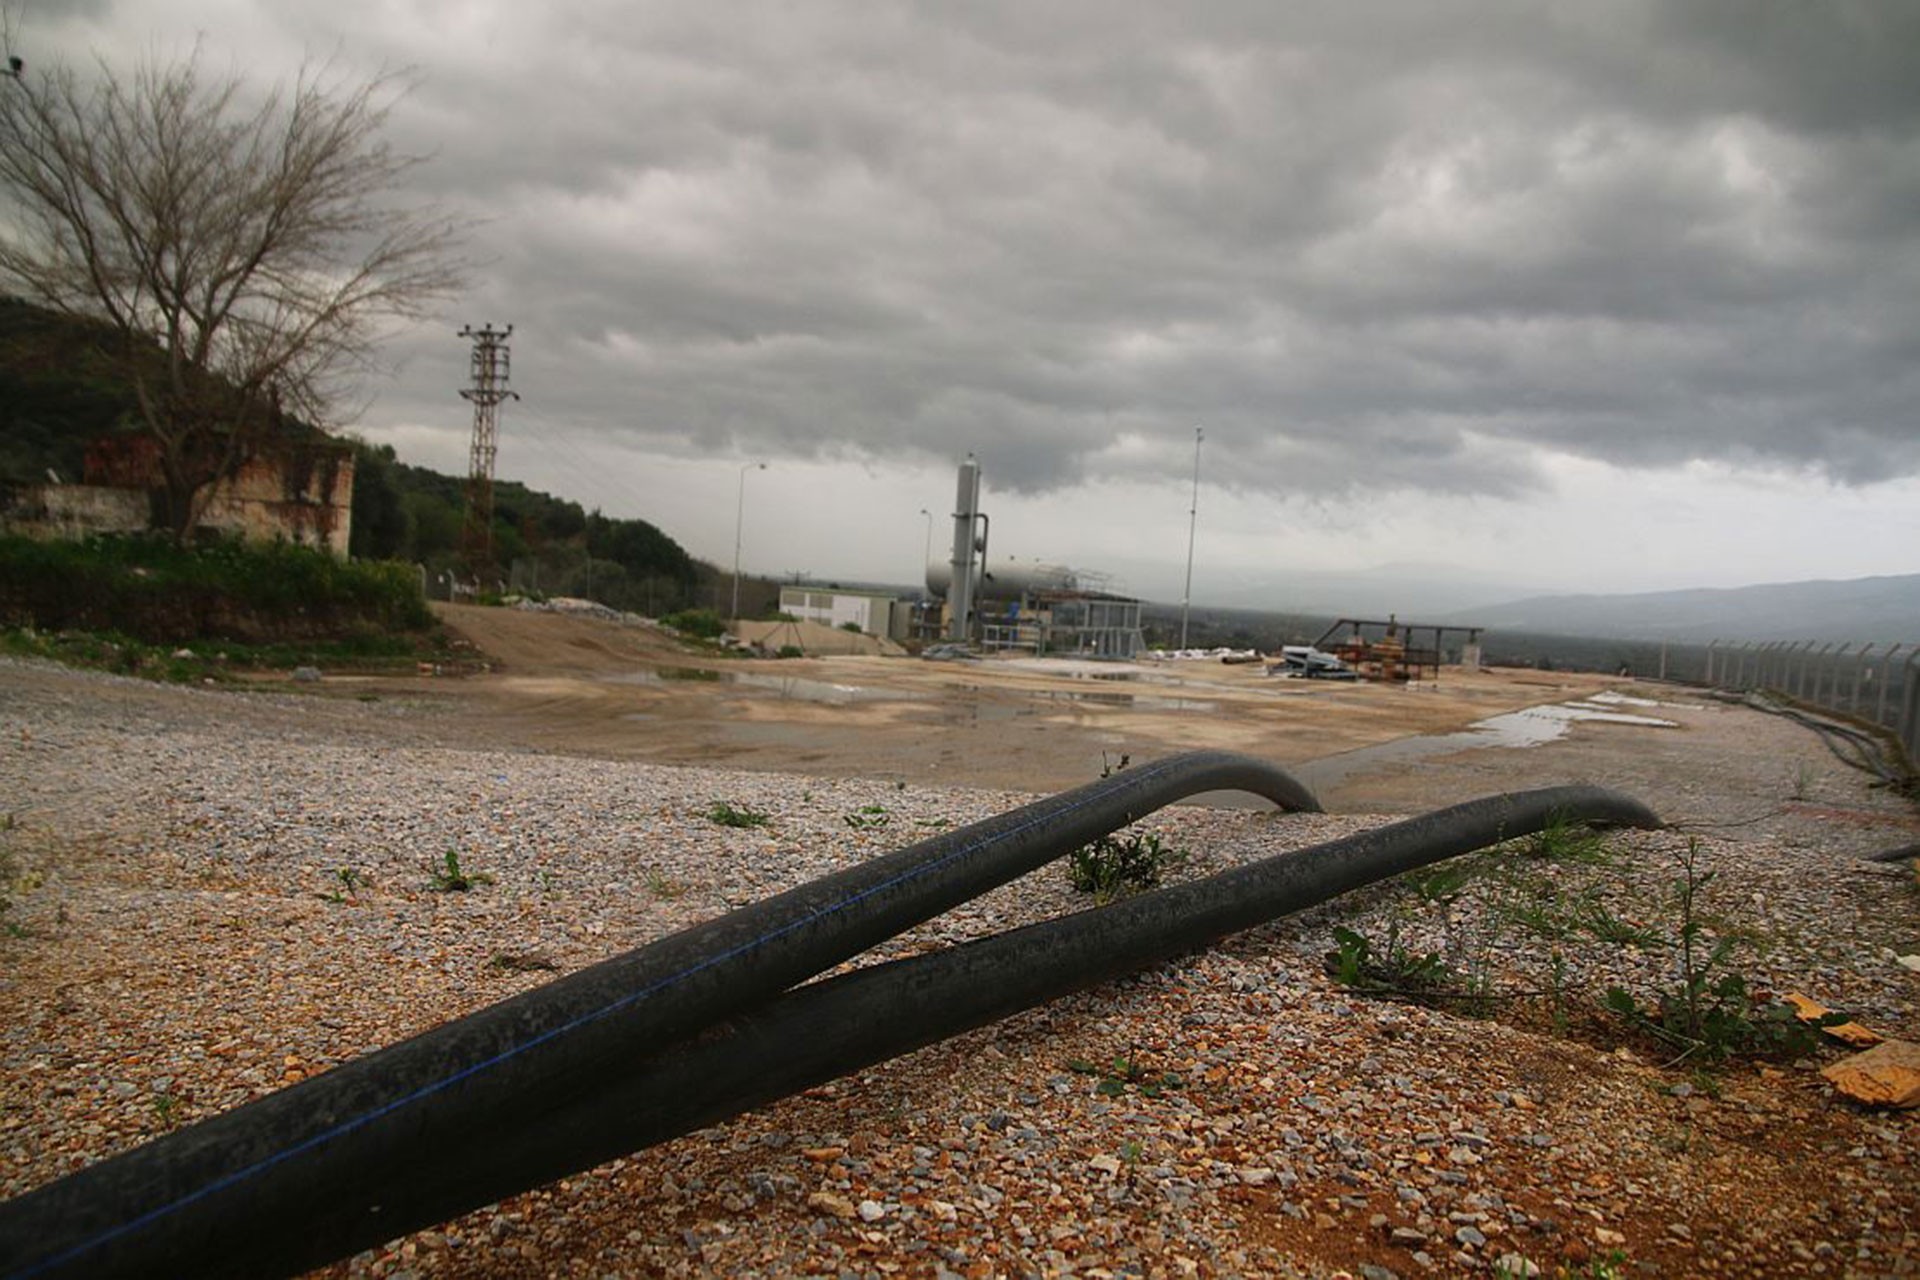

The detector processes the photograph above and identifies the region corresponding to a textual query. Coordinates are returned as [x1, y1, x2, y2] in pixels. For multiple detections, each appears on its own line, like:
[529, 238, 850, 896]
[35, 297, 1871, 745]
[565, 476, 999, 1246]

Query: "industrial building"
[924, 456, 1146, 659]
[776, 585, 914, 643]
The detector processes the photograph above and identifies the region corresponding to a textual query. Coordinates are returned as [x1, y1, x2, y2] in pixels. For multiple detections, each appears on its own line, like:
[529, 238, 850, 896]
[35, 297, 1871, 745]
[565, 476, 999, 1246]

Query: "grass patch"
[844, 804, 890, 831]
[2, 623, 459, 682]
[706, 801, 770, 829]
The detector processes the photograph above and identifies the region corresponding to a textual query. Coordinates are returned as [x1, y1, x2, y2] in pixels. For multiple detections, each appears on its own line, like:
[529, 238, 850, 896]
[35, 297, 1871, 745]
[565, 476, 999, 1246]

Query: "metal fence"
[1702, 640, 1920, 767]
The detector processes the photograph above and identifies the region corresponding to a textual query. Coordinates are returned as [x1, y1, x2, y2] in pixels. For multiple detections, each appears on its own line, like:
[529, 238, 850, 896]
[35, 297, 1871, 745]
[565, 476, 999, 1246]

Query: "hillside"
[0, 295, 707, 615]
[1451, 573, 1920, 643]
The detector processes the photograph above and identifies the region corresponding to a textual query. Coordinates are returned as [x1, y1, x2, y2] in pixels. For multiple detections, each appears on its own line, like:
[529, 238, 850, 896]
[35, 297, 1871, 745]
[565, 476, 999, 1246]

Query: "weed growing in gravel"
[644, 868, 686, 900]
[0, 819, 42, 938]
[1601, 840, 1835, 1064]
[1327, 922, 1454, 1000]
[1518, 810, 1614, 864]
[1412, 859, 1478, 904]
[1557, 1249, 1631, 1279]
[844, 804, 891, 831]
[429, 849, 492, 892]
[1067, 1048, 1183, 1099]
[1788, 760, 1817, 801]
[1067, 830, 1187, 904]
[319, 866, 364, 904]
[150, 1092, 181, 1129]
[1498, 881, 1574, 940]
[1571, 890, 1662, 948]
[706, 801, 770, 829]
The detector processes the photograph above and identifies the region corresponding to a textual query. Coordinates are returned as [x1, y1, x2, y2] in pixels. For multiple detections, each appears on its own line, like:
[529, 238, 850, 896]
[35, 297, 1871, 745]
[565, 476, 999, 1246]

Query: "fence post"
[1850, 644, 1875, 715]
[1875, 644, 1899, 726]
[1902, 649, 1920, 768]
[1820, 643, 1847, 709]
[1802, 642, 1826, 701]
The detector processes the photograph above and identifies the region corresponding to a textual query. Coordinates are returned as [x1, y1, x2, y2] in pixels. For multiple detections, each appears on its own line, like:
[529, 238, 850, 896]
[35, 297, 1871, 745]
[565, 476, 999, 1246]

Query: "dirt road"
[398, 605, 1617, 798]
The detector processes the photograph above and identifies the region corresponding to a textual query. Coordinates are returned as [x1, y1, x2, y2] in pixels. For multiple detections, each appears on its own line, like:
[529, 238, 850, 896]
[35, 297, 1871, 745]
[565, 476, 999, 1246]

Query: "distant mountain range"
[1441, 573, 1920, 643]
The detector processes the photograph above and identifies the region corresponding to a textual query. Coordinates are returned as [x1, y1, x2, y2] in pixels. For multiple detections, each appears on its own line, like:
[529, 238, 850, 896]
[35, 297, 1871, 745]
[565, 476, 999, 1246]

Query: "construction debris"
[1821, 1040, 1920, 1109]
[1782, 992, 1884, 1049]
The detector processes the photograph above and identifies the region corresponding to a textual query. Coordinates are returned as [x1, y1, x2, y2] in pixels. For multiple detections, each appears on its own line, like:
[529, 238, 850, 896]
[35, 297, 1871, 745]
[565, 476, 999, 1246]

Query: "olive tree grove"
[0, 45, 463, 538]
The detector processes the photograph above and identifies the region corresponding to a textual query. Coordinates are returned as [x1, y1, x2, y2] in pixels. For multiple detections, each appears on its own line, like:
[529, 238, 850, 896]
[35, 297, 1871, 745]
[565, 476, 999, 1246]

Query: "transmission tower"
[458, 323, 519, 580]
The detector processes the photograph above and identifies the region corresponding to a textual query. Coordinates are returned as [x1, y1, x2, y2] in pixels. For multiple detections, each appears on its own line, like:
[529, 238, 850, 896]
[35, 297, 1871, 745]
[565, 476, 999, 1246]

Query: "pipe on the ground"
[465, 785, 1662, 1186]
[0, 751, 1318, 1280]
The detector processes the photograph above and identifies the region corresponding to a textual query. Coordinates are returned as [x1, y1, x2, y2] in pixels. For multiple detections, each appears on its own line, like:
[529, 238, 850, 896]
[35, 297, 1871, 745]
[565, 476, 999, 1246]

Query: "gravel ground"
[1, 659, 1917, 1278]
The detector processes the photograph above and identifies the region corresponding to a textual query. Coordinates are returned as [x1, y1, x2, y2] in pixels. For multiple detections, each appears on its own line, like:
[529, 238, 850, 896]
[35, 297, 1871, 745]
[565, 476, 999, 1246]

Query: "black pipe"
[445, 785, 1662, 1192]
[0, 751, 1317, 1280]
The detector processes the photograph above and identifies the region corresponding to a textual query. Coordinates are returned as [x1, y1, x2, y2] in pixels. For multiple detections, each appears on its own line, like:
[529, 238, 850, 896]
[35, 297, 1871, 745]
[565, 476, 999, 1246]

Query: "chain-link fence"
[1703, 640, 1920, 767]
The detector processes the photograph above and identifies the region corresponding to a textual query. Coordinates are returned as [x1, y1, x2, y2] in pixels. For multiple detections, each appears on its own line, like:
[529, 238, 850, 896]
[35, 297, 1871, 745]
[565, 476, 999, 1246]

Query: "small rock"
[1391, 1227, 1429, 1247]
[291, 666, 323, 683]
[1456, 1225, 1487, 1249]
[1495, 1253, 1540, 1278]
[857, 1199, 886, 1223]
[806, 1192, 857, 1220]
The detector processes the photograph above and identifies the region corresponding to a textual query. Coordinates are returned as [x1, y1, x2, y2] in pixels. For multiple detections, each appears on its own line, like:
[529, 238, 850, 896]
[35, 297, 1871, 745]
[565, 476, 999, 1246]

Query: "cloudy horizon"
[12, 2, 1920, 608]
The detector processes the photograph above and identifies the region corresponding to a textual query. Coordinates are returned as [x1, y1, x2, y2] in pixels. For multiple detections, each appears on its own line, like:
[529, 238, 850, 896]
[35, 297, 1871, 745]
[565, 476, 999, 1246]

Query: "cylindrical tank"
[946, 458, 980, 641]
[927, 558, 1076, 600]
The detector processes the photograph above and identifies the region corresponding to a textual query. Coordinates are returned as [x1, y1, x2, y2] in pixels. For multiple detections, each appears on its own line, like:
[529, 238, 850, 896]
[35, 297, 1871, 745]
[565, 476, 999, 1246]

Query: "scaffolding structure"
[979, 590, 1145, 659]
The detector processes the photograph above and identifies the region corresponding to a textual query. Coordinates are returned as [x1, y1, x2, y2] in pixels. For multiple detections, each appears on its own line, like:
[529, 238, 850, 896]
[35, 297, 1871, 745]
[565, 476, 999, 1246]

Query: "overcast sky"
[17, 1, 1920, 609]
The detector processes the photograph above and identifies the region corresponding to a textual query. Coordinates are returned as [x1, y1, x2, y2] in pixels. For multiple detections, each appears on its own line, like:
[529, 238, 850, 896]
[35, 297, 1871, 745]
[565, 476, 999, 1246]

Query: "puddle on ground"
[1036, 689, 1218, 712]
[603, 667, 723, 685]
[604, 667, 916, 706]
[1298, 700, 1680, 790]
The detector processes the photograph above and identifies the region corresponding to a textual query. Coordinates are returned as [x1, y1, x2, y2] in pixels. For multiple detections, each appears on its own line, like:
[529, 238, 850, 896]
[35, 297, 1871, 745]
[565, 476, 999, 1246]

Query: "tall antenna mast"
[1180, 426, 1203, 649]
[458, 323, 518, 580]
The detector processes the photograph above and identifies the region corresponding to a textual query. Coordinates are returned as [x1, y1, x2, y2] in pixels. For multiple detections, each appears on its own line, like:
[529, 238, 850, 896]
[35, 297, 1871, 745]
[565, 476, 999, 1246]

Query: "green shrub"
[662, 608, 726, 639]
[1067, 830, 1186, 903]
[0, 533, 431, 643]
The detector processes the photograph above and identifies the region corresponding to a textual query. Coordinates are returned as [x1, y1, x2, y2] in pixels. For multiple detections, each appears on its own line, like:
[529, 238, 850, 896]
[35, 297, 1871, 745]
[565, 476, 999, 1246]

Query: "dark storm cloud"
[55, 0, 1920, 500]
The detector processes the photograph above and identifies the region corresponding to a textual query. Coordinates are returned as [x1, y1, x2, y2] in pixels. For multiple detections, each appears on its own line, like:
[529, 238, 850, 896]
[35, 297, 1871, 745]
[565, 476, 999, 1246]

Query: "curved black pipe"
[1866, 842, 1920, 864]
[0, 751, 1317, 1280]
[448, 785, 1663, 1192]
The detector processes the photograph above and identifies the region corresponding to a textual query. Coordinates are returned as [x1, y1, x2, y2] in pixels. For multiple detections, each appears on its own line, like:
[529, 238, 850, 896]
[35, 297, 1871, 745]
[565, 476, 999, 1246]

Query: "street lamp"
[731, 462, 766, 622]
[1180, 426, 1203, 650]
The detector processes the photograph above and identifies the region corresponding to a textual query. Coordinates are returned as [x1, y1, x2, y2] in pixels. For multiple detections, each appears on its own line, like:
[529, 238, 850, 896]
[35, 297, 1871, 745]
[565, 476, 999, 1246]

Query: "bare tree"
[0, 47, 463, 538]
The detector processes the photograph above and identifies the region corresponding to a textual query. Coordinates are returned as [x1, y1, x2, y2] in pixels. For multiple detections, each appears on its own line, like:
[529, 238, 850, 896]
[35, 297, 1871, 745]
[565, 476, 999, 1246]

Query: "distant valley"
[1441, 573, 1920, 644]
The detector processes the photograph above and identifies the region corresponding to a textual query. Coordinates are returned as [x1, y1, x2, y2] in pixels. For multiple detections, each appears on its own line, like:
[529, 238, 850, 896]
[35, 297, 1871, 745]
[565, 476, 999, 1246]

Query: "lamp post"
[731, 462, 766, 622]
[918, 508, 933, 582]
[1180, 426, 1203, 650]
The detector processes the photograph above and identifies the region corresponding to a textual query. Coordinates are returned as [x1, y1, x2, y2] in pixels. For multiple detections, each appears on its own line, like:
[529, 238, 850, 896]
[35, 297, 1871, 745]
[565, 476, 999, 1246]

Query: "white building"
[777, 585, 910, 640]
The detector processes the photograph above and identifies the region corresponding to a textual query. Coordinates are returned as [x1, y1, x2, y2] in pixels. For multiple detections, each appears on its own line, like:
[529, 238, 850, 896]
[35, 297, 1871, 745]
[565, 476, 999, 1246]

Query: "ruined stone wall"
[42, 435, 358, 554]
[198, 448, 355, 556]
[0, 484, 150, 540]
